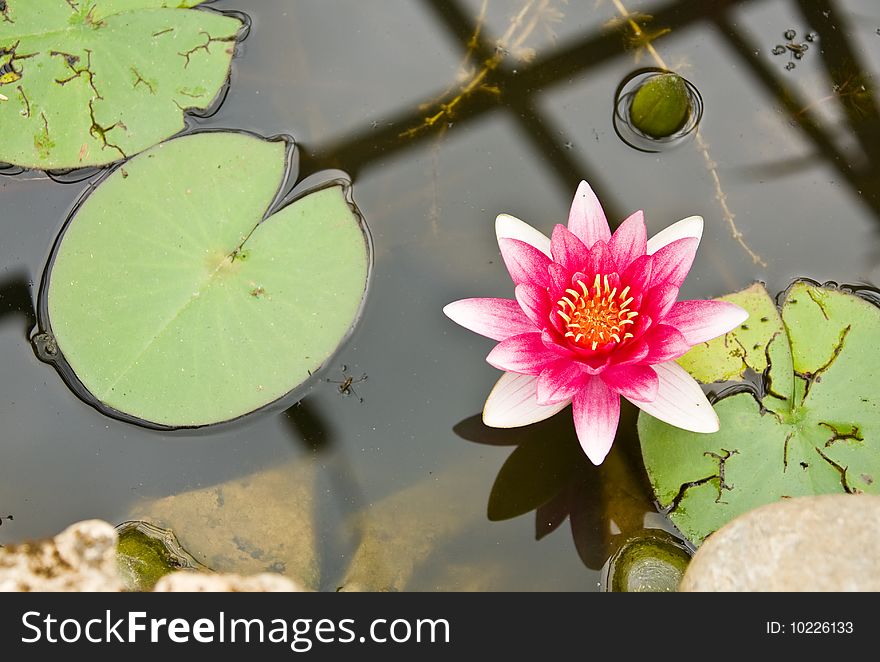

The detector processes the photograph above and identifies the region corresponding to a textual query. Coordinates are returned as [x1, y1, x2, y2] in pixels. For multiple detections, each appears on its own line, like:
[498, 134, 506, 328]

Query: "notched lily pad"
[0, 0, 245, 169]
[38, 130, 372, 428]
[639, 281, 880, 544]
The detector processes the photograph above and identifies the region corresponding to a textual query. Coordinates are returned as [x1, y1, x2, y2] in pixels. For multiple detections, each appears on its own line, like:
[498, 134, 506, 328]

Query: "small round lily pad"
[629, 72, 691, 139]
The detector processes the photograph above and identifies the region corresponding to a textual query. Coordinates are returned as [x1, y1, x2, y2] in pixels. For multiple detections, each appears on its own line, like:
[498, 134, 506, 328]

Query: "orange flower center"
[556, 274, 638, 350]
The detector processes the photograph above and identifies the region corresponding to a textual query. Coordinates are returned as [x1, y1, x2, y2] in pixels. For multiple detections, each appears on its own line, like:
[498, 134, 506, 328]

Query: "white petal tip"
[647, 215, 704, 255]
[584, 447, 610, 466]
[481, 410, 525, 429]
[495, 214, 552, 256]
[730, 304, 750, 326]
[692, 411, 720, 433]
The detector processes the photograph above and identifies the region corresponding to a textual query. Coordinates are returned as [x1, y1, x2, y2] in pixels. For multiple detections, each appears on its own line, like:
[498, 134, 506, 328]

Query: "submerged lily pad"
[0, 0, 243, 169]
[605, 529, 691, 592]
[40, 131, 371, 428]
[639, 282, 880, 544]
[116, 520, 206, 591]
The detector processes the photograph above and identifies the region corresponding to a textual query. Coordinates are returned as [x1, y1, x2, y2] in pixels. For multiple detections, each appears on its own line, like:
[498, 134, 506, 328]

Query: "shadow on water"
[301, 0, 760, 221]
[453, 400, 661, 570]
[0, 270, 36, 334]
[282, 398, 368, 589]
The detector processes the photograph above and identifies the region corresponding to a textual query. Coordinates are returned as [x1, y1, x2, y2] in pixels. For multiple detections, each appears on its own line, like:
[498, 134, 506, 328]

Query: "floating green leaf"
[629, 72, 690, 139]
[42, 131, 371, 428]
[0, 0, 242, 169]
[639, 282, 880, 544]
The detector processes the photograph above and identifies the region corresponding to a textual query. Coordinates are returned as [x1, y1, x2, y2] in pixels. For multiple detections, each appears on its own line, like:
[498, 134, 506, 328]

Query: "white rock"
[0, 519, 122, 592]
[154, 571, 305, 592]
[680, 494, 880, 591]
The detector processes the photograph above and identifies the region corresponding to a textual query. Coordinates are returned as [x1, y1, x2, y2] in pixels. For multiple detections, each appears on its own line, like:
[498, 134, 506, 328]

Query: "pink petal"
[496, 213, 551, 257]
[486, 332, 559, 374]
[609, 210, 647, 271]
[540, 329, 578, 359]
[536, 359, 589, 405]
[483, 372, 569, 428]
[567, 180, 611, 248]
[444, 298, 535, 341]
[572, 377, 620, 465]
[551, 224, 589, 274]
[610, 338, 649, 366]
[585, 239, 614, 277]
[548, 262, 570, 293]
[641, 324, 692, 363]
[646, 215, 703, 255]
[649, 237, 699, 288]
[515, 283, 551, 329]
[643, 282, 680, 321]
[626, 361, 719, 432]
[621, 254, 653, 294]
[499, 238, 552, 288]
[600, 363, 659, 402]
[663, 300, 750, 345]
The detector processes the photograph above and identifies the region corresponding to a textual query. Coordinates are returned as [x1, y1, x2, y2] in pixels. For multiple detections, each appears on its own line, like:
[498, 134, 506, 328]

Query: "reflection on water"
[2, 0, 880, 590]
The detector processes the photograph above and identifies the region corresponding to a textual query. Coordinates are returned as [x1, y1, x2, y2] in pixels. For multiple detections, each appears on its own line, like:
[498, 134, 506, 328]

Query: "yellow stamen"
[553, 273, 640, 351]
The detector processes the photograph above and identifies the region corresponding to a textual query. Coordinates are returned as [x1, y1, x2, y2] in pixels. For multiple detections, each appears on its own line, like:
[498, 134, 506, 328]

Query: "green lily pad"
[0, 0, 243, 169]
[40, 131, 371, 428]
[639, 282, 880, 544]
[629, 72, 690, 139]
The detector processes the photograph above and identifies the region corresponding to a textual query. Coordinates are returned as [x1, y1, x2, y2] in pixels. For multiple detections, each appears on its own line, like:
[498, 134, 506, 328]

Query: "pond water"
[2, 0, 879, 590]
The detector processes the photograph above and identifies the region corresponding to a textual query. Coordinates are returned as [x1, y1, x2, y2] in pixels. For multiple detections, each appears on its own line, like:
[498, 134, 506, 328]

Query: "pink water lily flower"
[444, 181, 748, 465]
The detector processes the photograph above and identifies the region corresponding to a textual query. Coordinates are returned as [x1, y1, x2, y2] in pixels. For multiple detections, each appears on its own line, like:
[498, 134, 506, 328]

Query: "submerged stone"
[629, 73, 691, 139]
[680, 494, 880, 591]
[605, 529, 692, 592]
[116, 521, 207, 591]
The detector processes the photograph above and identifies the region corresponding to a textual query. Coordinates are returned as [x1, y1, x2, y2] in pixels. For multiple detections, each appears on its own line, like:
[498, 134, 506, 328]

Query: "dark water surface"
[2, 0, 879, 590]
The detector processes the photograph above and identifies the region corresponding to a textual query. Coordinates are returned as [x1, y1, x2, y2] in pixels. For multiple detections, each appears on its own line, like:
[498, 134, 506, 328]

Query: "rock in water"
[0, 520, 122, 592]
[154, 571, 304, 592]
[680, 494, 880, 591]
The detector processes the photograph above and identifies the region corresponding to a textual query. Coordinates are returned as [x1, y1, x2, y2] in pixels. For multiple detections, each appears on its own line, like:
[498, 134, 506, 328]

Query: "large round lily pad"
[0, 0, 243, 169]
[41, 131, 371, 428]
[639, 282, 880, 544]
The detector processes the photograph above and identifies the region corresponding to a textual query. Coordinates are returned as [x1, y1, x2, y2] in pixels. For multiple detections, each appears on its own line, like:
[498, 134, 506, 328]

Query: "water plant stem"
[611, 0, 766, 267]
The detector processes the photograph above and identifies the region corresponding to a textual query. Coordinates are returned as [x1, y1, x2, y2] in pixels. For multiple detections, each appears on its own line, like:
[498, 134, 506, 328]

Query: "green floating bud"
[629, 73, 691, 139]
[116, 521, 208, 591]
[606, 529, 692, 592]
